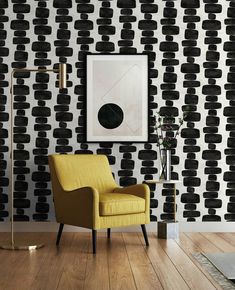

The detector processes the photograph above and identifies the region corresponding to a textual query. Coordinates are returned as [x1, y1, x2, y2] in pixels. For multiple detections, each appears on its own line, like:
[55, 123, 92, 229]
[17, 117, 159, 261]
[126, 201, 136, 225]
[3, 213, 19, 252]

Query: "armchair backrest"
[48, 154, 117, 194]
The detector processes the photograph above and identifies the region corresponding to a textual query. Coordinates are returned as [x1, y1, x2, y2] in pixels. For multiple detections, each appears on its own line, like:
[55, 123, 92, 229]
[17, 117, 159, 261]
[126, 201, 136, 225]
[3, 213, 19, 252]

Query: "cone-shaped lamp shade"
[59, 63, 67, 89]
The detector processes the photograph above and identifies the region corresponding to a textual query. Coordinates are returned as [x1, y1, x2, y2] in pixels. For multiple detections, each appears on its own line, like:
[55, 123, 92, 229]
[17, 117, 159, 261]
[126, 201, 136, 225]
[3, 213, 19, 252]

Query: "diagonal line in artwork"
[101, 64, 140, 101]
[106, 103, 140, 134]
[106, 103, 123, 124]
[100, 64, 141, 134]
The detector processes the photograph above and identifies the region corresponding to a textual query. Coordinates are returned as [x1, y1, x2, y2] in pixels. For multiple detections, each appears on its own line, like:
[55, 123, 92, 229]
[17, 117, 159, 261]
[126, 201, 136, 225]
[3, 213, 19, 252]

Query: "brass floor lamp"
[0, 64, 67, 250]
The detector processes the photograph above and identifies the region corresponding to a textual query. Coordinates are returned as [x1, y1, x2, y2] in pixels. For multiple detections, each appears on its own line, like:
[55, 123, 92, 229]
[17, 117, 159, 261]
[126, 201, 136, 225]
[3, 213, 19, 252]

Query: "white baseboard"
[0, 222, 234, 232]
[180, 222, 235, 232]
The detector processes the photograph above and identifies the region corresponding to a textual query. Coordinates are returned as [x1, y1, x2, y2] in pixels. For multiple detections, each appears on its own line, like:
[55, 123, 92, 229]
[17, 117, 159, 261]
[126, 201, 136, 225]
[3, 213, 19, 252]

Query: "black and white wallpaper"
[0, 0, 234, 222]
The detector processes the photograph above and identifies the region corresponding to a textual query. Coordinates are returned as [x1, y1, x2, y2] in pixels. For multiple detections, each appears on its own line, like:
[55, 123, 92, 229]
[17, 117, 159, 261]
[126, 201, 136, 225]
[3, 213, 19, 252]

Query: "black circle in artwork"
[98, 103, 124, 129]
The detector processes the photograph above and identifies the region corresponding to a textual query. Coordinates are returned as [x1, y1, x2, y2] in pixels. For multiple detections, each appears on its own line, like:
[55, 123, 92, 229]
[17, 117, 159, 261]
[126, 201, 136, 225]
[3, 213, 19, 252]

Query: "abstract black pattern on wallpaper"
[180, 0, 201, 222]
[201, 0, 222, 222]
[224, 0, 235, 222]
[0, 0, 234, 222]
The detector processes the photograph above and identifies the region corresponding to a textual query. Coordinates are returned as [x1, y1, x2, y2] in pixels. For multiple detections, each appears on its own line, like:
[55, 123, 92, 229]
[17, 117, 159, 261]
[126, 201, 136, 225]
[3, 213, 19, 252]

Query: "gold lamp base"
[0, 244, 44, 250]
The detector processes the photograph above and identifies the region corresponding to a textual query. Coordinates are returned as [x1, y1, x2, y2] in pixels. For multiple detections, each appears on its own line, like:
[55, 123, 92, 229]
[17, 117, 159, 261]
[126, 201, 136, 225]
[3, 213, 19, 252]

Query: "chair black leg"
[56, 223, 64, 246]
[107, 228, 111, 239]
[92, 229, 97, 254]
[141, 224, 149, 246]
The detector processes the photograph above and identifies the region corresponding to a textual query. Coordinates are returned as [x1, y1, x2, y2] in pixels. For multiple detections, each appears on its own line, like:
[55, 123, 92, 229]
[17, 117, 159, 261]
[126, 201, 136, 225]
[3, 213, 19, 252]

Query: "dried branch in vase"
[154, 111, 189, 150]
[154, 111, 189, 180]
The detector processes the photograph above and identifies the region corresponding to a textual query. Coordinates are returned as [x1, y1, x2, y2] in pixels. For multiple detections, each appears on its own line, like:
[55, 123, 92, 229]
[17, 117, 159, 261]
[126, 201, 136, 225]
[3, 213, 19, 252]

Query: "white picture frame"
[86, 54, 149, 142]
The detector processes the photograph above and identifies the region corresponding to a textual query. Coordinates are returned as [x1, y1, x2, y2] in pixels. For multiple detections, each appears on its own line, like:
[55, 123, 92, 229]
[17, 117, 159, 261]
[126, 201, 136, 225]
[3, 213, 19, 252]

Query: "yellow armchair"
[48, 154, 150, 253]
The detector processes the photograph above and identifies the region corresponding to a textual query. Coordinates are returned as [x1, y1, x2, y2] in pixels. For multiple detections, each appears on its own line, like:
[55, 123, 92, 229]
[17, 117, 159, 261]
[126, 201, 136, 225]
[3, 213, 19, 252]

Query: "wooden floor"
[0, 232, 235, 290]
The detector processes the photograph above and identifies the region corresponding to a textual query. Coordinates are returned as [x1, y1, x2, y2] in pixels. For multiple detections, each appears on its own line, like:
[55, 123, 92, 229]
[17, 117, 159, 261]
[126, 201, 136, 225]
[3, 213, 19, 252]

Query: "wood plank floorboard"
[177, 233, 223, 290]
[4, 233, 53, 290]
[202, 233, 235, 252]
[123, 233, 163, 290]
[0, 232, 234, 290]
[217, 232, 235, 248]
[33, 232, 75, 290]
[157, 237, 216, 290]
[108, 233, 136, 290]
[138, 233, 189, 290]
[0, 233, 40, 290]
[57, 233, 90, 290]
[184, 233, 219, 253]
[83, 233, 110, 290]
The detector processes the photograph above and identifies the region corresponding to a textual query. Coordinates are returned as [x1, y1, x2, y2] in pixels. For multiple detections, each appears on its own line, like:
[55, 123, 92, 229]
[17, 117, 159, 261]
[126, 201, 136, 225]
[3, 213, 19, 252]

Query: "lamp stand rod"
[0, 67, 62, 250]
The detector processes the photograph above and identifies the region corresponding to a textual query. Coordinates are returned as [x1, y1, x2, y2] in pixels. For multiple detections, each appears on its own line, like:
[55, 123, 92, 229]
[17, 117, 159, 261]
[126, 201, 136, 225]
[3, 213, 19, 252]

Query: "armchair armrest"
[54, 186, 100, 229]
[63, 186, 99, 202]
[113, 184, 150, 200]
[113, 184, 150, 223]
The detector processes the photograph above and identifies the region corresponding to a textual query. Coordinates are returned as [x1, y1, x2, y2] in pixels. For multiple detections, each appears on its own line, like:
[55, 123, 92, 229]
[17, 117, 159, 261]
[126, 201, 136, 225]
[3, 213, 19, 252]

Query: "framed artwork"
[86, 54, 149, 142]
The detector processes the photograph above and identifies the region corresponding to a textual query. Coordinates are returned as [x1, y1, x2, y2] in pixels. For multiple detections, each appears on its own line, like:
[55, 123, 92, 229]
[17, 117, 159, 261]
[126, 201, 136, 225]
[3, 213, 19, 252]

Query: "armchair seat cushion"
[99, 193, 145, 216]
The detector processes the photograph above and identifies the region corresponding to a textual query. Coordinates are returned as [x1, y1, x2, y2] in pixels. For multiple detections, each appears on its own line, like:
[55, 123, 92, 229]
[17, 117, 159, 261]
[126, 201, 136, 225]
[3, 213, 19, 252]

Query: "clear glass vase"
[159, 149, 171, 181]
